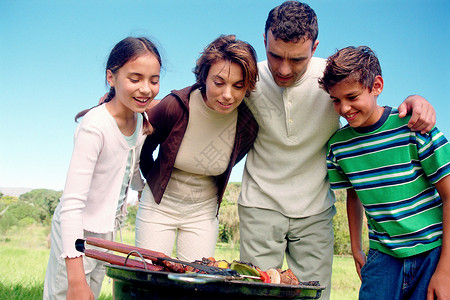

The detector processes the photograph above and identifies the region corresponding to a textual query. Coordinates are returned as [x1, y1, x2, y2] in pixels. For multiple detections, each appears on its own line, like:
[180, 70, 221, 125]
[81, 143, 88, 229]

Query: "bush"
[0, 201, 39, 234]
[0, 195, 18, 205]
[333, 190, 369, 255]
[0, 213, 17, 235]
[19, 189, 62, 225]
[333, 192, 352, 255]
[126, 204, 137, 226]
[18, 216, 36, 227]
[7, 201, 39, 222]
[0, 189, 61, 232]
[218, 183, 241, 244]
[218, 204, 239, 244]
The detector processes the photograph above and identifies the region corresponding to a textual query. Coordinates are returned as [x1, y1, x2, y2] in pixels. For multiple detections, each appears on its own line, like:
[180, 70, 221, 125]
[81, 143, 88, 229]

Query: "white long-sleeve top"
[59, 104, 146, 258]
[240, 58, 341, 217]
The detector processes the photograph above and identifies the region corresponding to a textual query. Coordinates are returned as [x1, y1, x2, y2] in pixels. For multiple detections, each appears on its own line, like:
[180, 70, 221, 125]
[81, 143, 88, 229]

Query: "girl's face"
[203, 60, 246, 114]
[107, 52, 161, 114]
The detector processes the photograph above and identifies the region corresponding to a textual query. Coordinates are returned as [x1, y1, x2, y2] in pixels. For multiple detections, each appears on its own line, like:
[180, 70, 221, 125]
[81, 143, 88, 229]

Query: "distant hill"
[0, 187, 33, 197]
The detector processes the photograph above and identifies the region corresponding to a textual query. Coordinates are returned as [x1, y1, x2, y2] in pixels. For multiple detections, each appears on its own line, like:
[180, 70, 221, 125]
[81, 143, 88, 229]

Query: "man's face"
[264, 30, 318, 87]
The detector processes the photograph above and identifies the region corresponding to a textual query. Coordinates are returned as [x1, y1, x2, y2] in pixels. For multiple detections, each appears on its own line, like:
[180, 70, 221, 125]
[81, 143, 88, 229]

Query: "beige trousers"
[135, 185, 219, 262]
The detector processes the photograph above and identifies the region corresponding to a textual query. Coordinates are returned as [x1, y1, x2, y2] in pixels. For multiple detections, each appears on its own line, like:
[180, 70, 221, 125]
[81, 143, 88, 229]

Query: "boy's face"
[328, 76, 384, 128]
[264, 30, 318, 87]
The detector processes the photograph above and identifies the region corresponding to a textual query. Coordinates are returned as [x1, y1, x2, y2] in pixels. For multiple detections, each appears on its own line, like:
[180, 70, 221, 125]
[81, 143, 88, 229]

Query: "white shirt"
[239, 57, 340, 217]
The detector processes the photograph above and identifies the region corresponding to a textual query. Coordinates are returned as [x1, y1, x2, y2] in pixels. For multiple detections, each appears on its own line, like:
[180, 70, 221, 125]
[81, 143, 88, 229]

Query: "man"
[238, 2, 435, 299]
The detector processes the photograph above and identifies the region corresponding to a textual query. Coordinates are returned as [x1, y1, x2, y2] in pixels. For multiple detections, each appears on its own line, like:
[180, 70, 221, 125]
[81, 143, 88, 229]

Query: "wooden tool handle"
[82, 237, 233, 275]
[83, 237, 185, 273]
[85, 237, 168, 262]
[83, 248, 163, 271]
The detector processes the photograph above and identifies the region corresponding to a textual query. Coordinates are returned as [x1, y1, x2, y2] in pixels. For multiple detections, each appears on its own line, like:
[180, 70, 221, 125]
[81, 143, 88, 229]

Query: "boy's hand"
[427, 269, 450, 300]
[398, 95, 436, 134]
[352, 249, 366, 281]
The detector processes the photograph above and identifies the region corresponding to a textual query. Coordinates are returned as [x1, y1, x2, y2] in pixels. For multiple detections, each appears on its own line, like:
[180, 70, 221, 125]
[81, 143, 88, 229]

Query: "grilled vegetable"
[193, 257, 300, 285]
[217, 260, 229, 269]
[230, 261, 262, 282]
[256, 267, 271, 283]
[266, 268, 281, 284]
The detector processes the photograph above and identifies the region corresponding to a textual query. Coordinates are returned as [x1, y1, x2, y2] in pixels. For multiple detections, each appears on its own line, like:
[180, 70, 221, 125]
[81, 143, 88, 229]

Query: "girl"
[136, 35, 258, 262]
[43, 37, 161, 299]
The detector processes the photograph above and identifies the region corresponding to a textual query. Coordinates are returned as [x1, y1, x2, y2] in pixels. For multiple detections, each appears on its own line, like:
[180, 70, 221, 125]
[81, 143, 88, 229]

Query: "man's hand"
[398, 95, 436, 134]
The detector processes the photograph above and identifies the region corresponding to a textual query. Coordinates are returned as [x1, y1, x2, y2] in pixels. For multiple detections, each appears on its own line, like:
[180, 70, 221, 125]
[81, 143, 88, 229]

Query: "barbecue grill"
[76, 237, 325, 299]
[107, 264, 324, 299]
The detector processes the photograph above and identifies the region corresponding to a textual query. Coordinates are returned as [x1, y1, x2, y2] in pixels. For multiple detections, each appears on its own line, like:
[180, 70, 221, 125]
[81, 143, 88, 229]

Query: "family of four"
[43, 1, 449, 300]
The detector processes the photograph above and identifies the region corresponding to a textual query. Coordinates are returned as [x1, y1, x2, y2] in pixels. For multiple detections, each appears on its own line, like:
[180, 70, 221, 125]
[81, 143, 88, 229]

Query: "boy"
[319, 46, 450, 299]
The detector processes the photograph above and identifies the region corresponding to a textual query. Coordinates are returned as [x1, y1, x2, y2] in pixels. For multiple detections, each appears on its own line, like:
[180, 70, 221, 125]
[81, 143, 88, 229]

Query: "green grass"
[330, 256, 360, 299]
[0, 281, 44, 300]
[0, 224, 360, 299]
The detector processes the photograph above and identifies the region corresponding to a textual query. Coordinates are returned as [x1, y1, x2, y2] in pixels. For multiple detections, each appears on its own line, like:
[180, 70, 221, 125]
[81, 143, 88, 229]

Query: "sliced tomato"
[259, 270, 271, 283]
[255, 267, 271, 283]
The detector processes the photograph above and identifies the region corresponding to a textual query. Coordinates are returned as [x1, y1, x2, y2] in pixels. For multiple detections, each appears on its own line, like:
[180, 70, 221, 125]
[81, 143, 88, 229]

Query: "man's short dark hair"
[265, 1, 318, 43]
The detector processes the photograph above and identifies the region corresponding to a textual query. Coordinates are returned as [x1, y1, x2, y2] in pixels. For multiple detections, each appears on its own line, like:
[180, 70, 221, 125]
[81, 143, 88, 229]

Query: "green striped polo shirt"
[327, 107, 450, 257]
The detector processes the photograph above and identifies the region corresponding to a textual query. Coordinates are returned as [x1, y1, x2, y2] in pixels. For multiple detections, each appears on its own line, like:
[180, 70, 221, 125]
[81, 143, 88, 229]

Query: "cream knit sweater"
[240, 57, 340, 217]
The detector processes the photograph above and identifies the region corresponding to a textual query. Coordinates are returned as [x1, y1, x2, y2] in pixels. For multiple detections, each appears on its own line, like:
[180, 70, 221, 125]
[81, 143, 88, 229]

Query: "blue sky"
[1, 0, 449, 191]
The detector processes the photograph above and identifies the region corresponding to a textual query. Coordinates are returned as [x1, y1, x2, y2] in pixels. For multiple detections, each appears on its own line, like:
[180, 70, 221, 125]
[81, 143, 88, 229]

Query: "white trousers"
[135, 185, 219, 262]
[43, 204, 113, 300]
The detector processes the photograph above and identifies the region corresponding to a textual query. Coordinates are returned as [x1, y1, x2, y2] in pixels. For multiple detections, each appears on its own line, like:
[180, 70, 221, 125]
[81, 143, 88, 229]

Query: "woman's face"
[203, 60, 246, 114]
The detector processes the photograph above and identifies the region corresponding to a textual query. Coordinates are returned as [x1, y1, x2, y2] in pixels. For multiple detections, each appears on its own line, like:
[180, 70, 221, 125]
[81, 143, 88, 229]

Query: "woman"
[135, 35, 258, 261]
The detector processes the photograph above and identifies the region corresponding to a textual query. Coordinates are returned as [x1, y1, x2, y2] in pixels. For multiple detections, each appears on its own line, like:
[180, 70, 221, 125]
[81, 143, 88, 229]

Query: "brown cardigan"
[140, 84, 258, 211]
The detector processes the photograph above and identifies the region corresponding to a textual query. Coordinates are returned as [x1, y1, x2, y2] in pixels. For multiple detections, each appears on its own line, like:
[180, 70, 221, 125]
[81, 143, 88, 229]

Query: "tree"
[0, 196, 37, 233]
[19, 189, 62, 225]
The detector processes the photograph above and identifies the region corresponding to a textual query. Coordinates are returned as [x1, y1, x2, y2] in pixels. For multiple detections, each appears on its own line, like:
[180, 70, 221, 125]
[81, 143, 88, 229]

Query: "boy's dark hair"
[319, 46, 382, 93]
[265, 1, 318, 44]
[194, 34, 258, 97]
